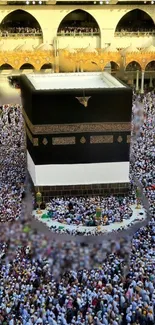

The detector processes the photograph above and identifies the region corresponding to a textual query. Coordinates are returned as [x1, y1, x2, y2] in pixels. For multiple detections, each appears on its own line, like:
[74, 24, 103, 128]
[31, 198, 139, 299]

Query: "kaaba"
[20, 72, 132, 194]
[20, 72, 132, 166]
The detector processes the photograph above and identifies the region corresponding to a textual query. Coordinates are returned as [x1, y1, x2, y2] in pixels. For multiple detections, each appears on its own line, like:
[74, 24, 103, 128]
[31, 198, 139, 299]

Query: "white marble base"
[27, 151, 130, 186]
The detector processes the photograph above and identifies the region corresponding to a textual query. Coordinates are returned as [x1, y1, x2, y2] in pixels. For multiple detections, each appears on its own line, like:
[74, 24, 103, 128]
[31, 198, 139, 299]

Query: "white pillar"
[136, 70, 139, 91]
[77, 63, 80, 72]
[140, 70, 145, 94]
[80, 61, 83, 73]
[54, 56, 59, 73]
[149, 74, 153, 88]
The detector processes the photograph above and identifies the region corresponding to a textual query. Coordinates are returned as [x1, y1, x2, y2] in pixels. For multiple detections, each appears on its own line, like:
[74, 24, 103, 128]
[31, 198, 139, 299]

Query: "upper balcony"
[0, 9, 43, 49]
[0, 6, 155, 51]
[56, 9, 101, 48]
[113, 8, 155, 47]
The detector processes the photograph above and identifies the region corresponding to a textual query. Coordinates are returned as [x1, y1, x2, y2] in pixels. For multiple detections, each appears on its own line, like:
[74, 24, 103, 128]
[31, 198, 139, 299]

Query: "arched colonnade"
[0, 7, 155, 46]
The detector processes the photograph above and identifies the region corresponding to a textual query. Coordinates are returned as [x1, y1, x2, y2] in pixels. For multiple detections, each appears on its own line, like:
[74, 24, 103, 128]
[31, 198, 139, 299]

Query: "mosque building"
[0, 0, 154, 93]
[1, 3, 155, 321]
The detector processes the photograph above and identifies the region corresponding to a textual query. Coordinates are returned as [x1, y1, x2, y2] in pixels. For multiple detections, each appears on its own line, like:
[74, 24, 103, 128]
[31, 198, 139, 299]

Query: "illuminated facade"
[0, 0, 155, 90]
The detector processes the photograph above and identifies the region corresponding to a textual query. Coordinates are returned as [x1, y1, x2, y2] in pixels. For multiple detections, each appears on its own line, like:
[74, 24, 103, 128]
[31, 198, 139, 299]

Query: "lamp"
[136, 187, 141, 209]
[36, 189, 42, 214]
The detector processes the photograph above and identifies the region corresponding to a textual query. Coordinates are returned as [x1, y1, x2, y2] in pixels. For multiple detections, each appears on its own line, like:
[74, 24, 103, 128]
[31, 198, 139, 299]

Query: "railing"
[57, 31, 100, 37]
[125, 70, 155, 73]
[111, 70, 155, 74]
[0, 70, 155, 78]
[0, 32, 42, 38]
[115, 31, 155, 37]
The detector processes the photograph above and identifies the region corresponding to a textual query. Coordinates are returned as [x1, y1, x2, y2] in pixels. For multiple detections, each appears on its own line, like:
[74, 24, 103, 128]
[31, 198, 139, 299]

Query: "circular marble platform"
[33, 204, 146, 236]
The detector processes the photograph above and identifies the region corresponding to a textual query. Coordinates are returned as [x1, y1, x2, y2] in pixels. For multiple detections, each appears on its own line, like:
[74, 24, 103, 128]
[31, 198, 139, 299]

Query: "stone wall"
[35, 182, 130, 202]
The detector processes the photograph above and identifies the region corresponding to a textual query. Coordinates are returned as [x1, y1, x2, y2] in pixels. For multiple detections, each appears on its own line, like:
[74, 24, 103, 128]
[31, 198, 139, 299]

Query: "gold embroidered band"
[22, 109, 131, 135]
[52, 137, 76, 145]
[90, 135, 113, 144]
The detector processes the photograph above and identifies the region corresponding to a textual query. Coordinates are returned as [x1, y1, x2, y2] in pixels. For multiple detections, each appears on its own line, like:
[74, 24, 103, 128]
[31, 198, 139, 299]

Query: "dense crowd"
[116, 27, 155, 33]
[57, 27, 99, 36]
[0, 89, 155, 324]
[0, 27, 42, 36]
[44, 196, 133, 227]
[0, 104, 26, 222]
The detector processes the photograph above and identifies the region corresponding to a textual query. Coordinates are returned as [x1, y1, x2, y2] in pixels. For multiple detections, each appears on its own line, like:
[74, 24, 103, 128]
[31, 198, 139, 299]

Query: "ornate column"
[136, 69, 139, 92]
[55, 56, 59, 73]
[80, 60, 83, 72]
[118, 55, 125, 78]
[53, 37, 59, 73]
[140, 70, 145, 94]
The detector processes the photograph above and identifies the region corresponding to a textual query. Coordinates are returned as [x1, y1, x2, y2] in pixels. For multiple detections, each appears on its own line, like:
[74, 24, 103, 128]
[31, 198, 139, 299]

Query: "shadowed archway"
[57, 9, 100, 36]
[0, 9, 43, 36]
[20, 63, 34, 70]
[126, 61, 141, 71]
[41, 63, 53, 70]
[0, 63, 14, 75]
[0, 64, 13, 70]
[145, 61, 155, 71]
[115, 9, 154, 33]
[104, 61, 119, 72]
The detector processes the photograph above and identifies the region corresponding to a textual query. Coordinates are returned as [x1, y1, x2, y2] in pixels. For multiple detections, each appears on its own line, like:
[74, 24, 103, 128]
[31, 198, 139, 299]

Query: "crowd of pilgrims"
[0, 89, 155, 324]
[115, 28, 155, 35]
[0, 27, 42, 36]
[44, 197, 133, 227]
[0, 104, 26, 222]
[57, 27, 99, 36]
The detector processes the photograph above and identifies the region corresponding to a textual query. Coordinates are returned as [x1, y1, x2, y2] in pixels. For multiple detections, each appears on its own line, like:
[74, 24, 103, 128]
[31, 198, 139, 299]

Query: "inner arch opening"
[0, 9, 42, 36]
[115, 9, 154, 34]
[126, 61, 142, 71]
[57, 10, 100, 36]
[145, 61, 155, 71]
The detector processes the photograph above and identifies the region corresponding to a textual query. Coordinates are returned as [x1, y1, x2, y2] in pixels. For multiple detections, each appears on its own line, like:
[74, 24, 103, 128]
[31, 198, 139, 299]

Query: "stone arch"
[41, 63, 53, 69]
[145, 60, 155, 71]
[40, 63, 53, 73]
[0, 9, 43, 37]
[115, 9, 154, 33]
[104, 61, 120, 72]
[57, 9, 100, 36]
[125, 61, 142, 71]
[20, 63, 35, 70]
[0, 64, 13, 70]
